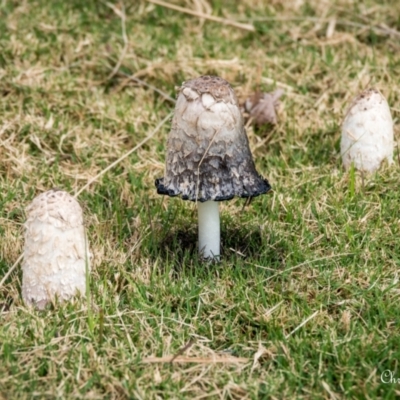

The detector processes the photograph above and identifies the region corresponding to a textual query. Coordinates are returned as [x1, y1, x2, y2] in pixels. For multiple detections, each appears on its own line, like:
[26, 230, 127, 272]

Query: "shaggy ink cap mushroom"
[156, 75, 271, 201]
[22, 188, 90, 309]
[341, 88, 394, 173]
[156, 76, 271, 258]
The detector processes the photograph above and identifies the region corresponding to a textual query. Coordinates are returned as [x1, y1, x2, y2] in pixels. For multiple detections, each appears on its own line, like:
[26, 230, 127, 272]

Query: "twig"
[170, 338, 196, 363]
[0, 253, 23, 289]
[147, 0, 255, 32]
[285, 310, 319, 339]
[74, 112, 172, 198]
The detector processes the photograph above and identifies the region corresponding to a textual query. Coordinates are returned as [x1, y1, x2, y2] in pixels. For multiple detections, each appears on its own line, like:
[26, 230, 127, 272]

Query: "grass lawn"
[1, 0, 400, 398]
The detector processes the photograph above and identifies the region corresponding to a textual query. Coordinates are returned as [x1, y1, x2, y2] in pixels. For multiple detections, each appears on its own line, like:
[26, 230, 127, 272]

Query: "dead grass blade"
[0, 253, 23, 289]
[147, 0, 255, 32]
[285, 310, 319, 339]
[247, 16, 400, 38]
[102, 1, 128, 83]
[141, 355, 249, 364]
[115, 72, 176, 103]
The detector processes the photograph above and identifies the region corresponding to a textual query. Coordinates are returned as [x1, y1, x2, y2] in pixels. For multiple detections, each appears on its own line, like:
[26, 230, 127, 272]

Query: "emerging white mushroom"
[341, 88, 394, 173]
[156, 76, 271, 259]
[22, 189, 90, 309]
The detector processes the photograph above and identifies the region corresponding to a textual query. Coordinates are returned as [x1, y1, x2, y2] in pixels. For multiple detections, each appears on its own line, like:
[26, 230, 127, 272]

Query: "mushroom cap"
[22, 189, 89, 309]
[156, 75, 271, 201]
[340, 88, 394, 173]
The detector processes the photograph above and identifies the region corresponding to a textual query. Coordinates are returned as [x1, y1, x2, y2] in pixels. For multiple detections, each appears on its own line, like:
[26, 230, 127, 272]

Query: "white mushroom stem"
[198, 201, 220, 259]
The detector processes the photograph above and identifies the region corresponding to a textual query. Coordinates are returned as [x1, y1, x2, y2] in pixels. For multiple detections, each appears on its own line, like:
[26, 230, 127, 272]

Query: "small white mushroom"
[341, 88, 394, 173]
[22, 189, 90, 309]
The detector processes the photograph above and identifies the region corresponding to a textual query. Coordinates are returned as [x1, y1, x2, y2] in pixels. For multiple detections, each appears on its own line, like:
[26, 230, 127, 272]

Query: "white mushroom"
[156, 76, 271, 259]
[22, 189, 90, 309]
[341, 88, 394, 173]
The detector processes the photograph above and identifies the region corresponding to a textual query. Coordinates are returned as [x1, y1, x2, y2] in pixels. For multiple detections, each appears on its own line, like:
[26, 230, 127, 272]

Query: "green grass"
[1, 0, 400, 398]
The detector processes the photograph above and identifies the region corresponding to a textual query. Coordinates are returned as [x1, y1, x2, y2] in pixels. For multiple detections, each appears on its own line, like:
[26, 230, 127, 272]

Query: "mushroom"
[341, 88, 394, 173]
[156, 75, 271, 259]
[22, 188, 90, 309]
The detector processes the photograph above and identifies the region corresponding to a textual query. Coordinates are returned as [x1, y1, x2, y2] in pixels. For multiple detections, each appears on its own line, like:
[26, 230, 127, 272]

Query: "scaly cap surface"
[341, 88, 393, 172]
[22, 189, 89, 309]
[156, 76, 271, 201]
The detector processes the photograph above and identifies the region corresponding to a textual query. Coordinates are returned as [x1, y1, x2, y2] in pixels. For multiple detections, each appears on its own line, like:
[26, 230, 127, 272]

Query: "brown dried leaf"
[244, 89, 284, 126]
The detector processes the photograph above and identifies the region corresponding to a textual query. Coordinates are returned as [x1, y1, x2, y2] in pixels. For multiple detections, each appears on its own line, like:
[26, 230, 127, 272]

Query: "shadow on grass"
[155, 223, 286, 278]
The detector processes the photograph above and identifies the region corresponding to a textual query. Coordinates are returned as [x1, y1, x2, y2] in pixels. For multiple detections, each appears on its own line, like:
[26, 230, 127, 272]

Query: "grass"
[1, 0, 400, 398]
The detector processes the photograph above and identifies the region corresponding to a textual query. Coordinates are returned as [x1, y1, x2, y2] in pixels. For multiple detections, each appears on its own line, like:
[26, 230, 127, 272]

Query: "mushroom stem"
[198, 201, 220, 259]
